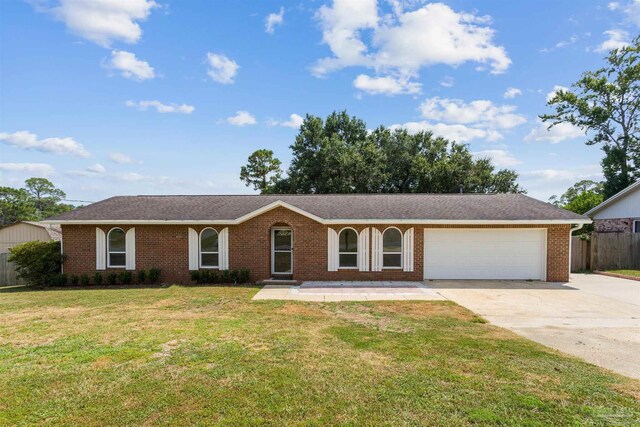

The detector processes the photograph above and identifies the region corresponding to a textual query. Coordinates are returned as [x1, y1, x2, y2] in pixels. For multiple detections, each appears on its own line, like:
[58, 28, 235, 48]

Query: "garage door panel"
[424, 229, 546, 280]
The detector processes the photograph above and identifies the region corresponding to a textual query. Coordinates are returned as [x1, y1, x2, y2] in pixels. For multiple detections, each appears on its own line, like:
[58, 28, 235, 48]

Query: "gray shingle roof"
[46, 194, 589, 223]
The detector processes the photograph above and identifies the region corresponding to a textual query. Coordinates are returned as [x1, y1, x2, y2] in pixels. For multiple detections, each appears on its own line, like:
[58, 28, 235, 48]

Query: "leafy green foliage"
[118, 271, 133, 285]
[240, 149, 283, 193]
[7, 241, 64, 287]
[541, 38, 640, 198]
[80, 274, 90, 286]
[70, 275, 79, 286]
[247, 111, 524, 194]
[0, 178, 72, 225]
[107, 273, 118, 286]
[550, 180, 604, 234]
[93, 272, 103, 286]
[148, 268, 161, 284]
[137, 270, 147, 284]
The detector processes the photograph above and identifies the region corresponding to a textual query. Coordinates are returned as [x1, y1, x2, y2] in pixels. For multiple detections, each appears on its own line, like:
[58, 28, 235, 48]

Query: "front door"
[272, 228, 293, 274]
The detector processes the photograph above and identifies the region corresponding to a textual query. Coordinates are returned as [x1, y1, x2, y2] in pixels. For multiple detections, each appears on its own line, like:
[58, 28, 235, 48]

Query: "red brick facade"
[61, 207, 572, 283]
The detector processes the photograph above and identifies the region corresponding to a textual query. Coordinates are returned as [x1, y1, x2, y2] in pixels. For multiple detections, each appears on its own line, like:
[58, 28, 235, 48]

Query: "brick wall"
[61, 209, 571, 283]
[594, 218, 638, 233]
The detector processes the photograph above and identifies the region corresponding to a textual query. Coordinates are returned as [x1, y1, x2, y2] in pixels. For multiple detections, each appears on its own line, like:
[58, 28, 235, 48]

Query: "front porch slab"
[252, 281, 445, 301]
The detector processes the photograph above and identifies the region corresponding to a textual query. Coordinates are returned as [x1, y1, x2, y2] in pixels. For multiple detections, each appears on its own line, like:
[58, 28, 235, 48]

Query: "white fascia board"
[233, 200, 325, 224]
[43, 218, 591, 226]
[322, 219, 592, 225]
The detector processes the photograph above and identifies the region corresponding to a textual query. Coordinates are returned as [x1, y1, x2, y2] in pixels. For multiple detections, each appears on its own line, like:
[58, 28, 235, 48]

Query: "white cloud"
[86, 163, 106, 173]
[353, 74, 421, 95]
[268, 113, 304, 129]
[595, 29, 630, 52]
[546, 85, 569, 102]
[115, 172, 145, 182]
[503, 87, 522, 99]
[419, 97, 527, 129]
[226, 111, 257, 126]
[0, 163, 55, 176]
[609, 2, 621, 10]
[206, 53, 239, 84]
[265, 7, 284, 34]
[440, 76, 454, 88]
[108, 152, 135, 164]
[104, 50, 155, 81]
[33, 0, 157, 47]
[313, 1, 510, 78]
[525, 121, 584, 143]
[389, 121, 501, 142]
[624, 0, 640, 25]
[125, 100, 195, 114]
[0, 130, 90, 157]
[520, 164, 602, 201]
[473, 149, 521, 167]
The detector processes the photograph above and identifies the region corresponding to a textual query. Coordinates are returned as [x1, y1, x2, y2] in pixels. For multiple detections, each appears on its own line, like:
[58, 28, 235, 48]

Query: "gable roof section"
[1, 221, 62, 241]
[43, 194, 590, 225]
[584, 180, 640, 217]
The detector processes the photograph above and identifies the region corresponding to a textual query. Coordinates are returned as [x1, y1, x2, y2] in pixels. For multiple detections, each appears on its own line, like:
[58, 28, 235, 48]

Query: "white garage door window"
[424, 229, 546, 280]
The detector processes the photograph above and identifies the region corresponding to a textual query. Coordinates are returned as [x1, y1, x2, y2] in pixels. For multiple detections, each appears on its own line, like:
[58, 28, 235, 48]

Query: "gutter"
[568, 223, 585, 279]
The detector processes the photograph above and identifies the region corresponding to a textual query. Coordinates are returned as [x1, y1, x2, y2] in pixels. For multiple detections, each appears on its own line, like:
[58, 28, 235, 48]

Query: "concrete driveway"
[428, 274, 640, 379]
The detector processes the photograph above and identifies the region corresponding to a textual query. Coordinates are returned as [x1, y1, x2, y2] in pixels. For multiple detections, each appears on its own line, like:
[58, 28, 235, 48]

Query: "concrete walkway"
[252, 281, 445, 302]
[430, 274, 640, 379]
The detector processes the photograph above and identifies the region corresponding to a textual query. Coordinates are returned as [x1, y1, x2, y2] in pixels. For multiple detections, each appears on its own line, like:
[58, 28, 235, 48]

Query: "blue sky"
[1, 0, 638, 203]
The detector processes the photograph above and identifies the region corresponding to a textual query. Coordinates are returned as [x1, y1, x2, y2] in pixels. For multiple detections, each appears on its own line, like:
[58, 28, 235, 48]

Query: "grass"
[0, 285, 638, 426]
[606, 269, 640, 278]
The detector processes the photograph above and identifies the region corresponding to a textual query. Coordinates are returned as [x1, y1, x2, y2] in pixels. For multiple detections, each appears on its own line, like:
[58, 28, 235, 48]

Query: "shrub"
[80, 274, 90, 286]
[70, 274, 79, 286]
[209, 270, 220, 284]
[190, 270, 201, 283]
[93, 272, 103, 286]
[238, 269, 251, 284]
[199, 269, 210, 284]
[8, 241, 65, 287]
[119, 271, 133, 285]
[148, 268, 161, 283]
[220, 269, 230, 283]
[53, 273, 68, 287]
[137, 270, 147, 284]
[107, 273, 118, 286]
[229, 269, 240, 283]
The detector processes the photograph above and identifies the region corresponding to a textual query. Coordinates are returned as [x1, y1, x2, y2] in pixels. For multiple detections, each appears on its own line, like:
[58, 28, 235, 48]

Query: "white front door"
[272, 228, 293, 274]
[423, 229, 546, 280]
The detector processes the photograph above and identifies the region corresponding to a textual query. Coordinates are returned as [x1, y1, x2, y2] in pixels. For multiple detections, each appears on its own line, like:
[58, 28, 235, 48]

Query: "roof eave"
[585, 180, 640, 216]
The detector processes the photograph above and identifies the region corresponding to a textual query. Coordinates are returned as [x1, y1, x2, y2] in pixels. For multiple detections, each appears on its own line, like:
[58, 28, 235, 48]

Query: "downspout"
[568, 223, 584, 280]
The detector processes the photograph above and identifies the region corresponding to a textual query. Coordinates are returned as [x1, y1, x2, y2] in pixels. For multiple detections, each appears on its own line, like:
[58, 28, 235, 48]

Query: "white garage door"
[423, 229, 546, 280]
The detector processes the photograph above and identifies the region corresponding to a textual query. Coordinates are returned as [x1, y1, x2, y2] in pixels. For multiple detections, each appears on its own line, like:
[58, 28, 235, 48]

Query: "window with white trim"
[338, 228, 358, 268]
[107, 228, 126, 268]
[200, 228, 219, 268]
[382, 227, 402, 268]
[634, 220, 640, 233]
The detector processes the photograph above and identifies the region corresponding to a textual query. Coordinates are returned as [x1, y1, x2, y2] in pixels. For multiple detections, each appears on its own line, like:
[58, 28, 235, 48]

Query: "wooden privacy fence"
[0, 252, 24, 286]
[571, 233, 640, 272]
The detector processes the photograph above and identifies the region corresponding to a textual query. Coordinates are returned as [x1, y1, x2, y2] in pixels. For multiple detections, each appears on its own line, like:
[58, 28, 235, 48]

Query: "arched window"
[107, 228, 126, 268]
[382, 227, 402, 268]
[339, 228, 358, 268]
[200, 228, 219, 268]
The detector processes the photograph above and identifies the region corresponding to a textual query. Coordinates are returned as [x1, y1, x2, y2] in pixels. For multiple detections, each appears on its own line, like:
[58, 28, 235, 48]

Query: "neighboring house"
[0, 221, 62, 253]
[585, 181, 640, 234]
[44, 194, 590, 283]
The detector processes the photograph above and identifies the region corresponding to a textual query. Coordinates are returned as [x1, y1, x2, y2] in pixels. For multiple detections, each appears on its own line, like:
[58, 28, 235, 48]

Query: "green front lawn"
[606, 269, 640, 278]
[0, 285, 638, 426]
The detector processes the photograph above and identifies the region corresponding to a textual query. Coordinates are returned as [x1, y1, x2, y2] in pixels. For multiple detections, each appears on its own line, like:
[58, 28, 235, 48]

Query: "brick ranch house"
[585, 180, 640, 234]
[45, 194, 590, 283]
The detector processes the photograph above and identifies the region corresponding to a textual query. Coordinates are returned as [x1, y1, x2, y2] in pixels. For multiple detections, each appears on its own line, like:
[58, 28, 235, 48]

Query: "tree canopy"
[243, 111, 524, 195]
[541, 37, 640, 198]
[240, 149, 283, 192]
[0, 178, 72, 225]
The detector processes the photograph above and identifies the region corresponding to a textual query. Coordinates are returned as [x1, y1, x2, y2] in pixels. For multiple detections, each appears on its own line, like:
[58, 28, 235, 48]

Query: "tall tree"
[550, 180, 604, 234]
[24, 178, 71, 219]
[240, 149, 283, 193]
[541, 37, 640, 198]
[261, 111, 524, 194]
[0, 187, 36, 225]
